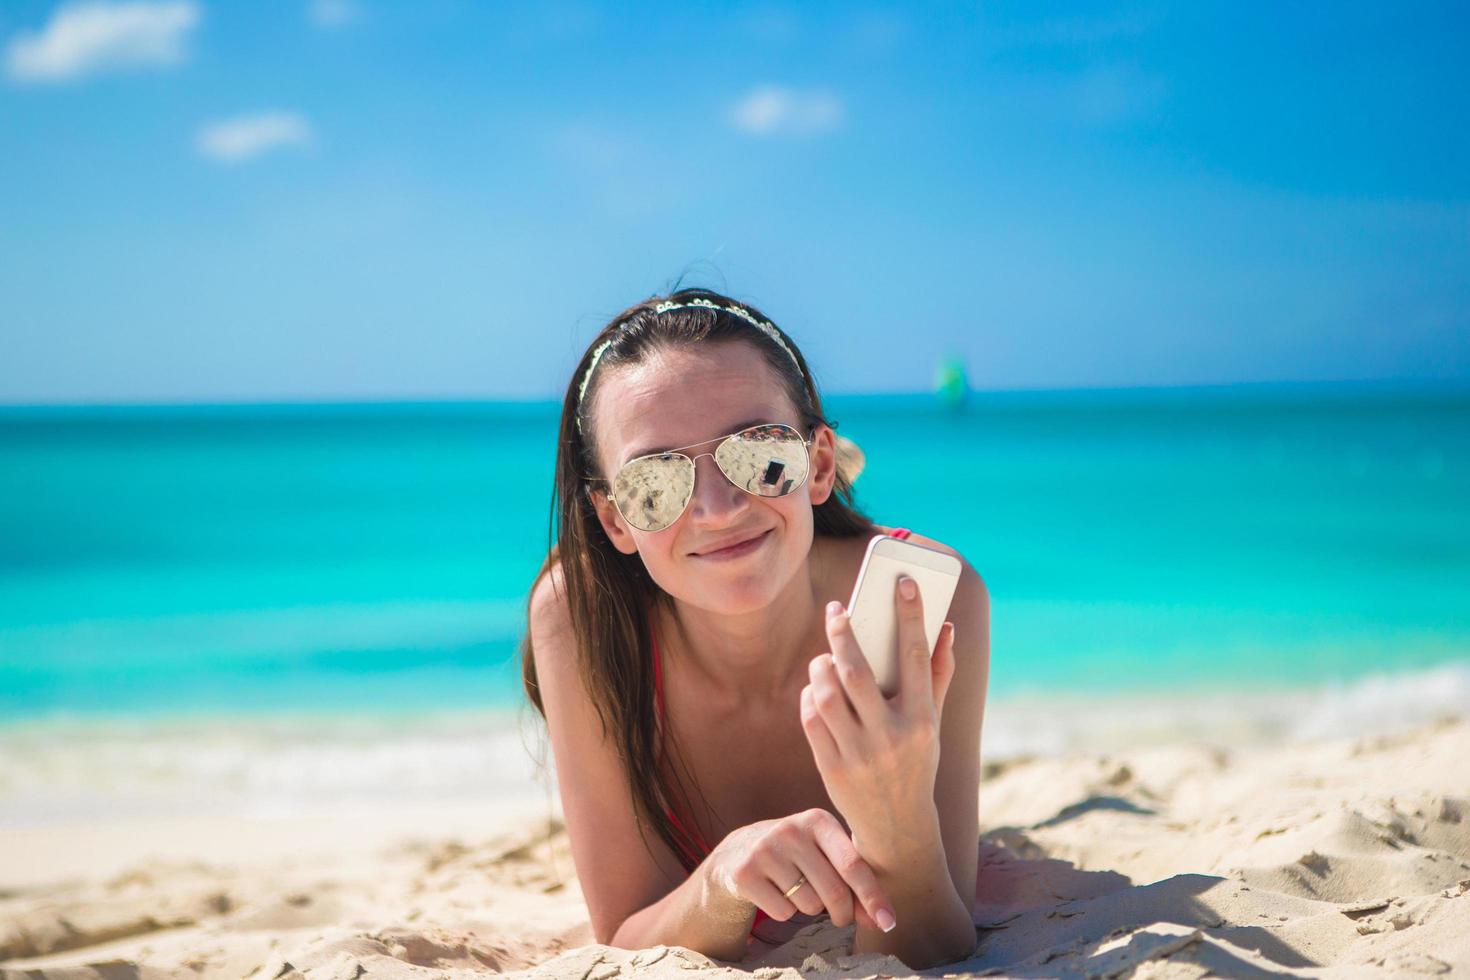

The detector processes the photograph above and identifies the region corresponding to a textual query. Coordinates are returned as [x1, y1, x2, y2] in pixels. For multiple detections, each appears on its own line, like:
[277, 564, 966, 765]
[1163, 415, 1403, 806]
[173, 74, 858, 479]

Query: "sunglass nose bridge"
[687, 450, 739, 487]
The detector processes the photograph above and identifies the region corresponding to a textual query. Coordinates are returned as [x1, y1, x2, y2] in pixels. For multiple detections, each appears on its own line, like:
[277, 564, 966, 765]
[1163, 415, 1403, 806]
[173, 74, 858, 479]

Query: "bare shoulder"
[529, 561, 574, 649]
[829, 526, 989, 613]
[528, 562, 577, 696]
[528, 560, 609, 742]
[879, 526, 990, 604]
[525, 558, 681, 943]
[892, 529, 990, 669]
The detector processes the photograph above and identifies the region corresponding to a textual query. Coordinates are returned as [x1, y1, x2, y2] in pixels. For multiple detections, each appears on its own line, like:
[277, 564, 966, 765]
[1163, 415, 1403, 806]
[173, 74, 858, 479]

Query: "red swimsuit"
[650, 527, 914, 941]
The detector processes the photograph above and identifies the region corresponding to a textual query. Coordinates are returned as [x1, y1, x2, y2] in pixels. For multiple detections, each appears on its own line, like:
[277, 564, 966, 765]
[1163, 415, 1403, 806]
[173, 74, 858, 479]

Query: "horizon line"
[1, 376, 1467, 414]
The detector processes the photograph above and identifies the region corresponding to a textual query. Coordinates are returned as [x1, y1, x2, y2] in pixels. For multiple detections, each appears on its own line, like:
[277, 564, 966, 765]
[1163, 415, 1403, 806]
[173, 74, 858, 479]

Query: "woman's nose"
[687, 452, 745, 522]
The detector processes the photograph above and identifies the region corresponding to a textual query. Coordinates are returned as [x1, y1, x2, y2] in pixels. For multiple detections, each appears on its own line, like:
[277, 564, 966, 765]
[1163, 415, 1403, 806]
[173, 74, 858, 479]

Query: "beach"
[2, 389, 1466, 976]
[3, 710, 1467, 978]
[6, 0, 1467, 968]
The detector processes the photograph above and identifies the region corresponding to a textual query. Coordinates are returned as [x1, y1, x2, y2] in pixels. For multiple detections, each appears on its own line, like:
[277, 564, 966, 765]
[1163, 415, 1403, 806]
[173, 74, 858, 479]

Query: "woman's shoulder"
[869, 525, 987, 595]
[873, 524, 966, 563]
[529, 561, 577, 672]
[822, 525, 981, 586]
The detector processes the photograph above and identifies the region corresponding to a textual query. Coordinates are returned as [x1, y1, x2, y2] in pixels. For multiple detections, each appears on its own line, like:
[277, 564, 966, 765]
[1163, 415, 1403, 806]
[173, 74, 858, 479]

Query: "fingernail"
[876, 908, 897, 932]
[826, 600, 843, 618]
[898, 576, 917, 600]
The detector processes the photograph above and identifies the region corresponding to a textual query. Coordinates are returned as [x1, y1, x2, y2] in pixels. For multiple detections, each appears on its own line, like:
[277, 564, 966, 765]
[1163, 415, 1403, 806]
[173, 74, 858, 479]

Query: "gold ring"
[782, 874, 808, 899]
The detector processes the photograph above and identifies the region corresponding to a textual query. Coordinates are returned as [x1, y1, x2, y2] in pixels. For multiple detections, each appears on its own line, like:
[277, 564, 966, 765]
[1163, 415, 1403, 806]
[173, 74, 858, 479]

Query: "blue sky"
[1, 0, 1466, 404]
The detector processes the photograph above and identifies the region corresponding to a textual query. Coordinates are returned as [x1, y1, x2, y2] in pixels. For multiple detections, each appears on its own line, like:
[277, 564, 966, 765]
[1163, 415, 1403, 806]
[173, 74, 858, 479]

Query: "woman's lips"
[695, 528, 772, 560]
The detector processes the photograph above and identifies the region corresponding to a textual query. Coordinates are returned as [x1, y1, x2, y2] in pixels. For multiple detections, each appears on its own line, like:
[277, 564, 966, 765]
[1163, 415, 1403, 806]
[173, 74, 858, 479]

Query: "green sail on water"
[935, 354, 968, 408]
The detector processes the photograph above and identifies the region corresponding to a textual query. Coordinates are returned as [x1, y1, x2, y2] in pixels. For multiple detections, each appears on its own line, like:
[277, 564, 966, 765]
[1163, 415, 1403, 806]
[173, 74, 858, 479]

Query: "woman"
[520, 288, 989, 969]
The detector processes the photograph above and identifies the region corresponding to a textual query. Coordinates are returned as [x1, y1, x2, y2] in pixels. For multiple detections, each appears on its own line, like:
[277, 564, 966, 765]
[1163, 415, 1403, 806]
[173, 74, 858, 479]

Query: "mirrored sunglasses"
[592, 422, 814, 533]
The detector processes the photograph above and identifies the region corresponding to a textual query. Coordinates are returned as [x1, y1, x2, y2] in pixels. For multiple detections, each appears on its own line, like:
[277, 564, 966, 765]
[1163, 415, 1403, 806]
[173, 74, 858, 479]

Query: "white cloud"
[195, 112, 315, 164]
[308, 0, 360, 29]
[5, 0, 199, 83]
[729, 86, 844, 137]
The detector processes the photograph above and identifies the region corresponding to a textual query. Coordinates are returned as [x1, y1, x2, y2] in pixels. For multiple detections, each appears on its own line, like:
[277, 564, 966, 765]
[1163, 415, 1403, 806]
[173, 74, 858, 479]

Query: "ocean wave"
[1, 661, 1466, 826]
[0, 707, 552, 826]
[982, 659, 1470, 758]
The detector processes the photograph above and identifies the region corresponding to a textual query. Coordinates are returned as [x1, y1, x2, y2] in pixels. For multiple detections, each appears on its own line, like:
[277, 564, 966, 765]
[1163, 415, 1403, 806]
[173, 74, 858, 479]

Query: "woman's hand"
[800, 575, 957, 871]
[704, 808, 898, 933]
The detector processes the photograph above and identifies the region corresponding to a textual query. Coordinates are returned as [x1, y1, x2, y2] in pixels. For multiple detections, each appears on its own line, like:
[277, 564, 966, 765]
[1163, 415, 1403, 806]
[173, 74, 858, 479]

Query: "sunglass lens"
[714, 424, 810, 497]
[612, 454, 694, 532]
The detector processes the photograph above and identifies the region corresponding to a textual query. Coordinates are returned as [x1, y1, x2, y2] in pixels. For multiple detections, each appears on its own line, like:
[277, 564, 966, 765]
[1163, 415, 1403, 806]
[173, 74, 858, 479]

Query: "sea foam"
[1, 660, 1466, 826]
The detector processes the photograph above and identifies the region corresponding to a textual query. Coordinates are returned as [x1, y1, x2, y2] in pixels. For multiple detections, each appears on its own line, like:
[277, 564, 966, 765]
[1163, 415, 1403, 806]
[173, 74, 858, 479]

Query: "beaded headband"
[574, 298, 803, 431]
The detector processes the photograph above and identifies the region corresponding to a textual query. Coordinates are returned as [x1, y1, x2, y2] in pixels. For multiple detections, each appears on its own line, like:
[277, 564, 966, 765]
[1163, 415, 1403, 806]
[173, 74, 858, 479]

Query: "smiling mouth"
[695, 529, 771, 557]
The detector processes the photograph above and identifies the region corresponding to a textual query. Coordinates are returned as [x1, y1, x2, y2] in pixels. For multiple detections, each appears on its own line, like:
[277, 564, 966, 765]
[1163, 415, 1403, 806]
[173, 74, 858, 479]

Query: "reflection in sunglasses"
[607, 423, 813, 532]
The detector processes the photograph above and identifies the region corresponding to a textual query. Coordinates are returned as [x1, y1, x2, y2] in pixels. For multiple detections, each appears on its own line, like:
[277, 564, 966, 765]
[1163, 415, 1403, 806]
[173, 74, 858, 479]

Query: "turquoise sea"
[1, 382, 1467, 821]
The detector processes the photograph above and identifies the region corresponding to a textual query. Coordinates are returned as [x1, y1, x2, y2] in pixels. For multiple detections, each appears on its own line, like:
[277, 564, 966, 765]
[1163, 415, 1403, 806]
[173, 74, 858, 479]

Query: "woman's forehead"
[594, 347, 796, 464]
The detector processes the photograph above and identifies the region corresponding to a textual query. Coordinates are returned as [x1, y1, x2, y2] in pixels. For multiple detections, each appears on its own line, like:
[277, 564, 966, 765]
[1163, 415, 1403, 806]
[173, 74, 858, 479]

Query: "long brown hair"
[519, 286, 878, 877]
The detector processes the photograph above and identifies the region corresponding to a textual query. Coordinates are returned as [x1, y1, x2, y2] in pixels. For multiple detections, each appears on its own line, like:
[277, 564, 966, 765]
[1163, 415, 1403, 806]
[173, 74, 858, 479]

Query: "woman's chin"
[698, 583, 782, 616]
[685, 559, 782, 606]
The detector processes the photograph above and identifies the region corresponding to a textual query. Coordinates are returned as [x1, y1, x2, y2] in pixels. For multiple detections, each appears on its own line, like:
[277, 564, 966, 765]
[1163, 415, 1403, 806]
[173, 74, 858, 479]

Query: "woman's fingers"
[734, 865, 802, 921]
[781, 813, 857, 925]
[823, 600, 887, 721]
[931, 621, 957, 720]
[764, 852, 827, 918]
[807, 653, 862, 748]
[895, 576, 937, 714]
[799, 684, 841, 771]
[738, 816, 841, 921]
[808, 811, 897, 933]
[731, 811, 896, 932]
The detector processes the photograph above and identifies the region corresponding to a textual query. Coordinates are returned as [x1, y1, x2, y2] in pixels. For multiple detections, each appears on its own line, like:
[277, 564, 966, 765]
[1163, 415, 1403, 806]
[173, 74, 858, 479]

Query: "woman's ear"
[587, 485, 640, 556]
[807, 424, 838, 507]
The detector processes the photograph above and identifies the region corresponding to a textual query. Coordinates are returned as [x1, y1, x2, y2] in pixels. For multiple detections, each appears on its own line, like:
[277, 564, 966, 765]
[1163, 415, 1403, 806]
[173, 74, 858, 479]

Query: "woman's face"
[588, 341, 838, 615]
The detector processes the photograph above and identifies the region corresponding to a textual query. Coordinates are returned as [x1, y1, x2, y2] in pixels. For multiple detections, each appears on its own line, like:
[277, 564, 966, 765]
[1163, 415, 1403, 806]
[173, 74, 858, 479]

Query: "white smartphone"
[845, 534, 964, 697]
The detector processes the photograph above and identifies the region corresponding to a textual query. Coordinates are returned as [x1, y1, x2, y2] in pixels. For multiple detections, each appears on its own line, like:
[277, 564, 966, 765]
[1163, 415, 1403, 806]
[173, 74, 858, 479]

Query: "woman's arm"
[853, 806, 978, 966]
[531, 570, 897, 962]
[805, 556, 989, 968]
[610, 852, 756, 961]
[854, 559, 988, 965]
[532, 567, 720, 952]
[616, 811, 908, 961]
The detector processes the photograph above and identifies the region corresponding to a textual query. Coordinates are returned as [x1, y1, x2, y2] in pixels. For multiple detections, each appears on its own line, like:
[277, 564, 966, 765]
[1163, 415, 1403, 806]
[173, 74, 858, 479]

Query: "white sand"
[3, 718, 1467, 978]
